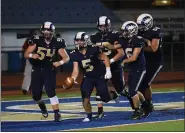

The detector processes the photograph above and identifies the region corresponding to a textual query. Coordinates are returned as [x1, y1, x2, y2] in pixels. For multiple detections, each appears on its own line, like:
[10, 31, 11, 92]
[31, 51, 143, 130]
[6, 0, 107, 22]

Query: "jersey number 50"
[82, 59, 94, 72]
[37, 47, 55, 60]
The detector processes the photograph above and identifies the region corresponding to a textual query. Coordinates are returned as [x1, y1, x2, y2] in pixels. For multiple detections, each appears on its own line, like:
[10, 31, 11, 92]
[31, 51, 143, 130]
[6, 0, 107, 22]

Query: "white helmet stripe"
[76, 32, 85, 39]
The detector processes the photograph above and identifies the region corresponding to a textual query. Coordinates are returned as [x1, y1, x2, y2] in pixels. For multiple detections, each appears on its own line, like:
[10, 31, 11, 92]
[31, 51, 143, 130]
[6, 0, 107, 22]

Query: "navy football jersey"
[70, 47, 106, 77]
[29, 36, 66, 67]
[119, 35, 146, 70]
[90, 31, 122, 65]
[138, 26, 163, 63]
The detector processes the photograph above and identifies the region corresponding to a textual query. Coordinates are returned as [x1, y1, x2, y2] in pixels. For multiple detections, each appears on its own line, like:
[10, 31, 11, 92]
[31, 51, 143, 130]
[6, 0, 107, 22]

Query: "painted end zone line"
[61, 119, 184, 131]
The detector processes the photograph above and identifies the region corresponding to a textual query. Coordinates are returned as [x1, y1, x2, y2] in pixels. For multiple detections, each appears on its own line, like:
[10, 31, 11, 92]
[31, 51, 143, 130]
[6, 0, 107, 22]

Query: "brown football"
[63, 77, 75, 90]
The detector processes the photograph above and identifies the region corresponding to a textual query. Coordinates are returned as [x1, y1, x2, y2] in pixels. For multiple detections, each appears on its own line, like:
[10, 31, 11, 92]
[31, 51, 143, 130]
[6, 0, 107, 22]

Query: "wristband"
[110, 58, 115, 64]
[28, 53, 33, 58]
[59, 60, 64, 65]
[106, 67, 111, 72]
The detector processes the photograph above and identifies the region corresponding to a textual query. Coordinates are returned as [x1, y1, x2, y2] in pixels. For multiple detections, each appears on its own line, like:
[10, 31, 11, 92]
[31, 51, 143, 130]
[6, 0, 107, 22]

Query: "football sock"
[87, 113, 92, 119]
[54, 109, 60, 114]
[98, 107, 103, 114]
[38, 101, 47, 112]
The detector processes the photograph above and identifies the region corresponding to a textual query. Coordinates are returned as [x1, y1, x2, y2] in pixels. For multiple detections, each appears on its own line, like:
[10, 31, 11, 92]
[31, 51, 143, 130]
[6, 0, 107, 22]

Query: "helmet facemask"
[41, 22, 55, 41]
[74, 33, 90, 51]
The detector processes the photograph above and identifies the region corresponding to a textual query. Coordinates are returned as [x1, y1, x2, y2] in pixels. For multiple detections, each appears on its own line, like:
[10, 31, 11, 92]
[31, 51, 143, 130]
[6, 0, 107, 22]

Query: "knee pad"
[49, 95, 59, 105]
[95, 96, 103, 104]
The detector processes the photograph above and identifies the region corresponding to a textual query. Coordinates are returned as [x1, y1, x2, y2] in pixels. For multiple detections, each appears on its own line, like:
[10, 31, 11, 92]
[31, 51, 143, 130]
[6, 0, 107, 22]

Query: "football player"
[24, 22, 70, 121]
[136, 13, 164, 116]
[90, 16, 131, 119]
[63, 32, 118, 122]
[102, 21, 151, 120]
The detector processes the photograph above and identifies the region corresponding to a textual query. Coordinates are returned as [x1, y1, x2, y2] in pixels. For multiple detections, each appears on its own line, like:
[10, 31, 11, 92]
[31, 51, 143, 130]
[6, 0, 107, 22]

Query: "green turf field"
[1, 87, 184, 132]
[75, 120, 184, 132]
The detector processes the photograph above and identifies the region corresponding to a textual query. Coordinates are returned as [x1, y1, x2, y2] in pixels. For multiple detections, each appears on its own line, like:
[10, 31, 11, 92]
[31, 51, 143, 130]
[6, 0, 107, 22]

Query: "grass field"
[1, 87, 185, 132]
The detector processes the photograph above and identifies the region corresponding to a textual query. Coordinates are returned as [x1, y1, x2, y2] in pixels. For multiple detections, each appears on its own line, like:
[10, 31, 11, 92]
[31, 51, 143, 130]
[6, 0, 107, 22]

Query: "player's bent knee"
[49, 95, 59, 105]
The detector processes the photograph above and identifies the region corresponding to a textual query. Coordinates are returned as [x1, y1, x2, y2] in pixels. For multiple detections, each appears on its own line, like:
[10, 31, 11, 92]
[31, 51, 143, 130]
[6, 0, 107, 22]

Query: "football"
[63, 77, 75, 90]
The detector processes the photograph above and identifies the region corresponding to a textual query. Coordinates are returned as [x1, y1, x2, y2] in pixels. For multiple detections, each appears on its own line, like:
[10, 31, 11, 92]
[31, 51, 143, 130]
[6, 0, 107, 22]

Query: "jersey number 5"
[37, 47, 55, 60]
[82, 59, 94, 72]
[125, 48, 133, 58]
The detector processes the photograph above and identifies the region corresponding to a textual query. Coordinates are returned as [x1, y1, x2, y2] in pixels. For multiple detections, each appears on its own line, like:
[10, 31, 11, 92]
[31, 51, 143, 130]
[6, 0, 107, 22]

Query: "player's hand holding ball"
[63, 77, 77, 90]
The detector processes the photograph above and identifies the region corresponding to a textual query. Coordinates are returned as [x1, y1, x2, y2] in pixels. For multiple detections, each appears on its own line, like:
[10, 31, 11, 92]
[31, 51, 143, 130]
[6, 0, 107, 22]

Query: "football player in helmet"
[24, 21, 70, 121]
[102, 21, 151, 119]
[65, 32, 118, 122]
[91, 16, 130, 119]
[137, 13, 163, 116]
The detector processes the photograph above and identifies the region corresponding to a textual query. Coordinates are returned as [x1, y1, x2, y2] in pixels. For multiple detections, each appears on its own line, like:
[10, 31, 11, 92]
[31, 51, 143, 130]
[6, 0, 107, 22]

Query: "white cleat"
[82, 117, 91, 122]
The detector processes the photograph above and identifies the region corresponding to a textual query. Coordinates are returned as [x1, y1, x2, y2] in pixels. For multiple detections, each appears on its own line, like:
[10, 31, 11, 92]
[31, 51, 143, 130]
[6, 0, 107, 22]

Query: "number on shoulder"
[152, 27, 160, 31]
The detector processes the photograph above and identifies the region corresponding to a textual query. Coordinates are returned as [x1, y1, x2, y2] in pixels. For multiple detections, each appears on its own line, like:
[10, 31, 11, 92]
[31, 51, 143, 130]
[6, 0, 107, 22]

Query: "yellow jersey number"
[37, 47, 55, 60]
[82, 59, 94, 72]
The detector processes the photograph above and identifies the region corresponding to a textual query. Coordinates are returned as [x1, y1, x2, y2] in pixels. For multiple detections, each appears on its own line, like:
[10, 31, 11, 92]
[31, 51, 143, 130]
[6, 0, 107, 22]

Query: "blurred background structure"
[1, 0, 184, 73]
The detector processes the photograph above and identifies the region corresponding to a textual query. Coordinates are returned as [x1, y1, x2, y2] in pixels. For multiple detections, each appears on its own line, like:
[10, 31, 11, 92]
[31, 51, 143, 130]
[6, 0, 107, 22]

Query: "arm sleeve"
[133, 38, 145, 48]
[58, 39, 67, 49]
[69, 51, 78, 62]
[152, 28, 162, 39]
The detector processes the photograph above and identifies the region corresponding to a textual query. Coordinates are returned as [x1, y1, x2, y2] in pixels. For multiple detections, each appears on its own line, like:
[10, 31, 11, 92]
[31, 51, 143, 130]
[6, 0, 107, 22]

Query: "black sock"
[38, 101, 47, 112]
[110, 91, 118, 100]
[87, 113, 92, 119]
[146, 100, 153, 105]
[54, 109, 59, 114]
[134, 108, 139, 111]
[98, 107, 103, 114]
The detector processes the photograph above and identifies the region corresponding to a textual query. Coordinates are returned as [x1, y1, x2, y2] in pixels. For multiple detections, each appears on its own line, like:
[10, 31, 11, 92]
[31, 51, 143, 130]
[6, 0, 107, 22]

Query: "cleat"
[54, 113, 62, 122]
[22, 90, 28, 95]
[42, 110, 48, 118]
[114, 94, 120, 103]
[141, 101, 154, 117]
[130, 110, 142, 120]
[82, 117, 91, 122]
[93, 111, 105, 119]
